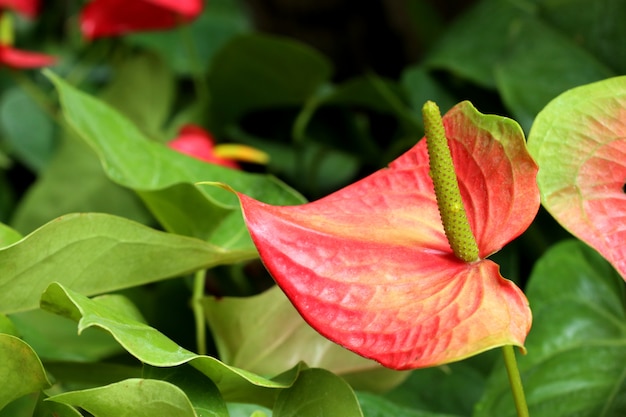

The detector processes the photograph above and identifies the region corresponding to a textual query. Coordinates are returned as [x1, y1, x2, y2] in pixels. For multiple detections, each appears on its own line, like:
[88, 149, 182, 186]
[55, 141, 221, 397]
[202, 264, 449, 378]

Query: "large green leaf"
[40, 282, 304, 408]
[10, 135, 152, 234]
[495, 17, 614, 131]
[475, 240, 626, 416]
[48, 379, 199, 417]
[99, 52, 174, 142]
[203, 286, 408, 392]
[534, 0, 626, 74]
[46, 70, 304, 243]
[425, 0, 529, 88]
[358, 392, 461, 417]
[0, 87, 55, 172]
[273, 368, 363, 417]
[208, 33, 333, 131]
[0, 222, 20, 248]
[0, 334, 50, 411]
[0, 213, 253, 314]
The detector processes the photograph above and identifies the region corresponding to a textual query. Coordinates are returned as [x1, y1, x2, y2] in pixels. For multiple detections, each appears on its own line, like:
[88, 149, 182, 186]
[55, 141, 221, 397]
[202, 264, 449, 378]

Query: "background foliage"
[1, 0, 625, 416]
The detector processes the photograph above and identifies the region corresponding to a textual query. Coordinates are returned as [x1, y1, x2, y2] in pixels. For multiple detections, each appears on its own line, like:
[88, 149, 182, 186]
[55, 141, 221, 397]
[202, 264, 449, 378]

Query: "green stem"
[192, 269, 207, 355]
[502, 345, 530, 417]
[178, 21, 210, 119]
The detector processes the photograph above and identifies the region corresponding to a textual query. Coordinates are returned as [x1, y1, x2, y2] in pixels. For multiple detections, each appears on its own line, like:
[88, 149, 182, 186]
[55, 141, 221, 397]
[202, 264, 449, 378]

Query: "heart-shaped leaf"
[236, 101, 539, 369]
[527, 75, 626, 279]
[203, 285, 408, 392]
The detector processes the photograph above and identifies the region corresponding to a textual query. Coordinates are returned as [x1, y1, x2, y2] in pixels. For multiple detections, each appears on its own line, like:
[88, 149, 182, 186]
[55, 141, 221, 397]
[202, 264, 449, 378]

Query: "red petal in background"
[238, 101, 538, 369]
[168, 125, 240, 169]
[528, 76, 626, 279]
[0, 0, 39, 18]
[80, 0, 203, 40]
[0, 45, 56, 68]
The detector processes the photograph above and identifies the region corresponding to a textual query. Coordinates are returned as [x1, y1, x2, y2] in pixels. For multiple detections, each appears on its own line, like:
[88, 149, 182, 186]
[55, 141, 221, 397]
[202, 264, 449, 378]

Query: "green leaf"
[99, 52, 174, 141]
[273, 368, 363, 417]
[208, 33, 333, 130]
[425, 0, 530, 88]
[495, 17, 614, 131]
[144, 365, 229, 417]
[0, 213, 252, 314]
[40, 282, 303, 407]
[0, 222, 21, 248]
[358, 392, 461, 417]
[475, 240, 626, 417]
[33, 397, 82, 417]
[10, 135, 152, 234]
[203, 286, 408, 392]
[0, 334, 50, 410]
[535, 0, 626, 74]
[9, 309, 124, 361]
[47, 379, 199, 417]
[0, 87, 55, 172]
[127, 0, 250, 75]
[45, 69, 304, 242]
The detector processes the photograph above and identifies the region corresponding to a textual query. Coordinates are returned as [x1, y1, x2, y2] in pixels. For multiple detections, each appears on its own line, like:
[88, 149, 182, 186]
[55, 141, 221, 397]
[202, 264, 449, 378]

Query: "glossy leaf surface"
[47, 70, 304, 243]
[48, 379, 199, 417]
[238, 101, 539, 369]
[476, 240, 626, 417]
[0, 213, 253, 313]
[40, 282, 303, 408]
[527, 76, 626, 279]
[273, 368, 363, 417]
[203, 285, 408, 392]
[0, 334, 49, 410]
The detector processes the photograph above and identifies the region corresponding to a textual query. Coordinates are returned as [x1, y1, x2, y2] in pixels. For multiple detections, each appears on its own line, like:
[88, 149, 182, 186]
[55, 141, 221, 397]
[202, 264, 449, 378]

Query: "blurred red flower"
[0, 44, 56, 68]
[80, 0, 203, 39]
[0, 0, 39, 18]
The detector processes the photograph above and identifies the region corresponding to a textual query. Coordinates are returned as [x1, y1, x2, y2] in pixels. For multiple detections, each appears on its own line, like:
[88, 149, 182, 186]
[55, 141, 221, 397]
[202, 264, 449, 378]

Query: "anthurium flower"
[0, 12, 56, 68]
[80, 0, 203, 40]
[0, 0, 39, 18]
[528, 76, 626, 279]
[234, 101, 539, 369]
[168, 124, 268, 169]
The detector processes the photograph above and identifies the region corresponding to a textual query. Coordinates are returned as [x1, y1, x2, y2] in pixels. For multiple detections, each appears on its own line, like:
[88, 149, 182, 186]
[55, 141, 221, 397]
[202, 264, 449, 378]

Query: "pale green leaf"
[0, 334, 50, 411]
[0, 213, 254, 314]
[40, 282, 303, 408]
[47, 379, 198, 417]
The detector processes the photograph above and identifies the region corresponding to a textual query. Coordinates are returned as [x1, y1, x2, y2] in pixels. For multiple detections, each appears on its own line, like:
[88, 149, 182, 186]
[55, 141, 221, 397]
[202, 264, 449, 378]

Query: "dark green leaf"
[208, 33, 332, 130]
[476, 240, 626, 417]
[0, 87, 55, 172]
[273, 368, 363, 417]
[358, 392, 461, 417]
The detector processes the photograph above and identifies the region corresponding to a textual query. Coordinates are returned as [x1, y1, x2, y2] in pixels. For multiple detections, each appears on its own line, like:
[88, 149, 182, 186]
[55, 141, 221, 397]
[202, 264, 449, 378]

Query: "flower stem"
[502, 345, 530, 417]
[192, 269, 207, 355]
